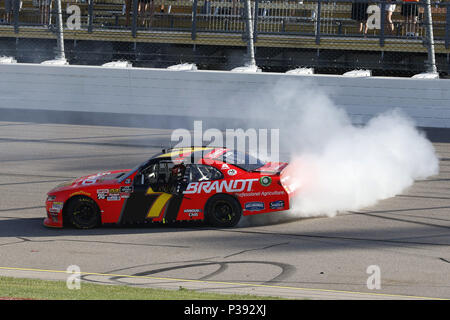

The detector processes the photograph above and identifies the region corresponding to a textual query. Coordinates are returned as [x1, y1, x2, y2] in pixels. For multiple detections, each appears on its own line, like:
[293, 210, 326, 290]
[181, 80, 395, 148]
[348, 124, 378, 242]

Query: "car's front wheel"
[66, 196, 101, 229]
[205, 194, 242, 228]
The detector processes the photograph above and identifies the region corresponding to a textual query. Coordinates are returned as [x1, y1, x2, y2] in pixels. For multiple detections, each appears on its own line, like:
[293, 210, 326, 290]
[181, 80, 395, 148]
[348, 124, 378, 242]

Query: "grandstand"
[0, 0, 449, 75]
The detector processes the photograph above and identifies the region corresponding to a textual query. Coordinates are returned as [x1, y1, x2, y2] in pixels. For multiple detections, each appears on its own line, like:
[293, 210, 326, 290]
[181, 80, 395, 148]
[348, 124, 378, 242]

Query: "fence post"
[244, 0, 256, 66]
[379, 0, 386, 47]
[424, 0, 437, 73]
[445, 2, 450, 49]
[88, 0, 94, 33]
[315, 0, 321, 45]
[55, 0, 65, 60]
[253, 0, 259, 42]
[132, 0, 138, 38]
[13, 0, 20, 34]
[192, 0, 198, 40]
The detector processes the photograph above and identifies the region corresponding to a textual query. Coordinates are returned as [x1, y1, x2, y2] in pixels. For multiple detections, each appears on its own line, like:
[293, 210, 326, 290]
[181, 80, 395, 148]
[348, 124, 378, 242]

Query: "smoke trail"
[235, 79, 440, 219]
[285, 109, 439, 217]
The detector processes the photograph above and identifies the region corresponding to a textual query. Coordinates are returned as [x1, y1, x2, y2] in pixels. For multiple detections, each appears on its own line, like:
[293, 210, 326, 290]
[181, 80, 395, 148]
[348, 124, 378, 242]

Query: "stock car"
[44, 147, 297, 229]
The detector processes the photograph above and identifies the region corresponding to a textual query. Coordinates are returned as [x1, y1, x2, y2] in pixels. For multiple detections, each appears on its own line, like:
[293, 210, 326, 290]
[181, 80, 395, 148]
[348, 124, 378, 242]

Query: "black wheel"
[66, 196, 101, 229]
[205, 194, 242, 228]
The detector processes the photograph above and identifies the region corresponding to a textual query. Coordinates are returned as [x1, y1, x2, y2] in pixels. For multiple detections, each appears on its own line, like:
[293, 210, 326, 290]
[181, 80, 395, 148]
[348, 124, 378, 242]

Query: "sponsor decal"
[97, 188, 127, 200]
[227, 169, 237, 176]
[270, 200, 285, 209]
[237, 190, 285, 197]
[120, 186, 133, 193]
[49, 201, 64, 213]
[69, 191, 91, 197]
[81, 172, 111, 185]
[107, 194, 121, 201]
[221, 163, 230, 170]
[259, 176, 272, 187]
[124, 178, 131, 184]
[245, 202, 265, 211]
[183, 179, 258, 194]
[184, 209, 202, 217]
[97, 189, 108, 200]
[237, 192, 261, 197]
[49, 211, 59, 222]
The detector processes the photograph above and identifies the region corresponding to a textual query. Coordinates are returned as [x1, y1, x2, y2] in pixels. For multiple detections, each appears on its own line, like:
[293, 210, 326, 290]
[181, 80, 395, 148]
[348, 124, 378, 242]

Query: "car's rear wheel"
[66, 196, 101, 229]
[205, 194, 242, 228]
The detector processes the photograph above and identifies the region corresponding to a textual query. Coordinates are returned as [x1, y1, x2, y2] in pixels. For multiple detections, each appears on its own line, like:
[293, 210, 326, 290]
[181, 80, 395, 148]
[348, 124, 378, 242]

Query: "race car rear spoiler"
[253, 162, 288, 175]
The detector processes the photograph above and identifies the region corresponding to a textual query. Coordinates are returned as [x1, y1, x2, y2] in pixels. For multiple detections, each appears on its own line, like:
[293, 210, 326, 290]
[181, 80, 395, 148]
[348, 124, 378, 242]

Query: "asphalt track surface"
[0, 120, 449, 300]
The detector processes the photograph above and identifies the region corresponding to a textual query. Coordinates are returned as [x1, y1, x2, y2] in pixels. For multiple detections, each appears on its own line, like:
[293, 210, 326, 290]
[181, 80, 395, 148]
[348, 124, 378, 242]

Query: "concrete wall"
[0, 63, 449, 128]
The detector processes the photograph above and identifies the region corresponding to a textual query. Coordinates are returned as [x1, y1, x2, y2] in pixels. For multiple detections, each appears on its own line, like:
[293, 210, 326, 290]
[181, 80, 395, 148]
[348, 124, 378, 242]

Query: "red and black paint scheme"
[44, 147, 297, 229]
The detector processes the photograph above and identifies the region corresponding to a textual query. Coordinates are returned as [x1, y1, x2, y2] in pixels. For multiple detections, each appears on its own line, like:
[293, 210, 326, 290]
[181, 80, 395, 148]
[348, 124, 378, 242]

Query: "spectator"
[124, 0, 131, 26]
[4, 0, 13, 24]
[4, 0, 24, 24]
[259, 0, 270, 17]
[384, 0, 396, 35]
[401, 0, 419, 36]
[138, 0, 152, 27]
[160, 0, 171, 14]
[39, 0, 52, 25]
[202, 0, 212, 15]
[351, 0, 369, 35]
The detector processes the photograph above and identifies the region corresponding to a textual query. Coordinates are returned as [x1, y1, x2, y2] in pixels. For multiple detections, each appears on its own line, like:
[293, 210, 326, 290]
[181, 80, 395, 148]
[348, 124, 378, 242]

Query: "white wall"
[0, 63, 449, 128]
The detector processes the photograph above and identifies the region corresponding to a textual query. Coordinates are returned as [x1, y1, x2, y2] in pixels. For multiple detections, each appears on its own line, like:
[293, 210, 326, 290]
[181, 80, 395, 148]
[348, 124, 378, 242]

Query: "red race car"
[44, 147, 297, 229]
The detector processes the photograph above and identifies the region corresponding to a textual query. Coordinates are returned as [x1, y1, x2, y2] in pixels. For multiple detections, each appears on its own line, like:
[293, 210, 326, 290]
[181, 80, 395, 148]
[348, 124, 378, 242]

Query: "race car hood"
[73, 170, 130, 186]
[48, 170, 130, 194]
[253, 162, 288, 174]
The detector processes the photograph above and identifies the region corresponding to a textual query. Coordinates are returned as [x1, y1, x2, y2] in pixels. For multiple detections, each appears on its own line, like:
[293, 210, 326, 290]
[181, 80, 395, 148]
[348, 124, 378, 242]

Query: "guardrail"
[1, 63, 450, 128]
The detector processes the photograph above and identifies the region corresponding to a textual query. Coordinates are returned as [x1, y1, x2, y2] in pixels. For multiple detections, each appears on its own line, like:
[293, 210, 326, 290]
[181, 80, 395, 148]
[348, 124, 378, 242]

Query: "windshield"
[220, 150, 266, 171]
[118, 151, 166, 183]
[118, 149, 267, 182]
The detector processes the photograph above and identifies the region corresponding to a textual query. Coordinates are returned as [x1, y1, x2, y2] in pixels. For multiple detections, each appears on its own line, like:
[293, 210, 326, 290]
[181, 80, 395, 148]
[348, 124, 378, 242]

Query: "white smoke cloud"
[287, 109, 439, 217]
[237, 79, 440, 219]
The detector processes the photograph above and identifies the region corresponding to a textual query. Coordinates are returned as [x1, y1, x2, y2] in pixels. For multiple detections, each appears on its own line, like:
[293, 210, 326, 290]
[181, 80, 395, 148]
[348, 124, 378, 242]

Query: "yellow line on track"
[0, 266, 447, 300]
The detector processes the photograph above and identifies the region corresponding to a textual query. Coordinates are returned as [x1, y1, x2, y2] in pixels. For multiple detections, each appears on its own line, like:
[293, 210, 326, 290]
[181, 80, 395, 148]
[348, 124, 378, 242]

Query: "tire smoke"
[239, 79, 440, 219]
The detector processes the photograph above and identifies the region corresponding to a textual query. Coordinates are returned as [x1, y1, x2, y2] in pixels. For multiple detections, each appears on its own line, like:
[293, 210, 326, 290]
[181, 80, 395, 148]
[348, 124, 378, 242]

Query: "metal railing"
[0, 0, 448, 48]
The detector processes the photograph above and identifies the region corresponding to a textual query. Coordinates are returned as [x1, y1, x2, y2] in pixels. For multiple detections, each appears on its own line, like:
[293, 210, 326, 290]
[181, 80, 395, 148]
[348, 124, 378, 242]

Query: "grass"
[0, 276, 283, 300]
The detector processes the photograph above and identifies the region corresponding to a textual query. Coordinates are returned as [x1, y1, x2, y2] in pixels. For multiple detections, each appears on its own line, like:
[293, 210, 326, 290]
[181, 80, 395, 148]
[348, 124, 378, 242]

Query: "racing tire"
[205, 194, 242, 228]
[66, 196, 101, 229]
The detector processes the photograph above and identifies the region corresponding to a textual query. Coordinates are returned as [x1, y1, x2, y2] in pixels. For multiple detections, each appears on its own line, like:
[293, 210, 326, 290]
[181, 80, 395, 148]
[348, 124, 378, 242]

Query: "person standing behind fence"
[124, 0, 131, 26]
[3, 0, 13, 24]
[351, 0, 369, 35]
[39, 0, 52, 25]
[160, 0, 171, 14]
[384, 0, 396, 34]
[401, 0, 419, 36]
[378, 0, 397, 35]
[138, 0, 153, 27]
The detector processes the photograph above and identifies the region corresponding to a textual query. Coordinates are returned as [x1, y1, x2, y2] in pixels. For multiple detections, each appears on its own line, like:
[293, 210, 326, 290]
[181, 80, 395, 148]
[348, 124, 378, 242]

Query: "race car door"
[173, 163, 225, 221]
[119, 160, 184, 224]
